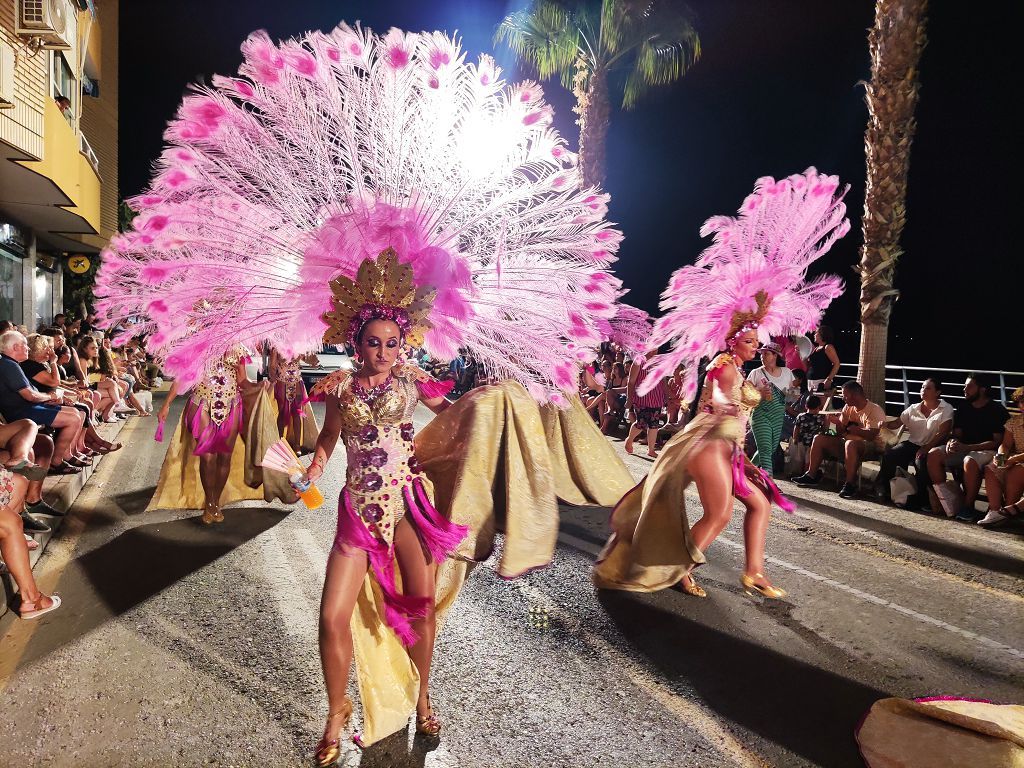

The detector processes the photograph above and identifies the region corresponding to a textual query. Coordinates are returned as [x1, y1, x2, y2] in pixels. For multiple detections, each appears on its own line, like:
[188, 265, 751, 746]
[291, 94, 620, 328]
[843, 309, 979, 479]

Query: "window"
[51, 51, 76, 121]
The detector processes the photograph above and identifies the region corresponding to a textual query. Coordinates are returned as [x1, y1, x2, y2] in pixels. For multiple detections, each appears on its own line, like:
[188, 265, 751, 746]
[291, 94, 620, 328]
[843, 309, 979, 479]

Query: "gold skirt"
[147, 383, 294, 511]
[349, 381, 634, 745]
[593, 410, 745, 592]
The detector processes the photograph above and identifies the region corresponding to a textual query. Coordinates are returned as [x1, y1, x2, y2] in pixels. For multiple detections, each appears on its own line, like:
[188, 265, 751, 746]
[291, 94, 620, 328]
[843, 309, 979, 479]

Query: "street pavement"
[1, 394, 1021, 768]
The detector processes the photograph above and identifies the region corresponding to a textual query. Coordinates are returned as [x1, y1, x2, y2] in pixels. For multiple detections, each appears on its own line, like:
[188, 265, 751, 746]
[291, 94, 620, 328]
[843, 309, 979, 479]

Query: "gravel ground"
[1, 394, 1020, 768]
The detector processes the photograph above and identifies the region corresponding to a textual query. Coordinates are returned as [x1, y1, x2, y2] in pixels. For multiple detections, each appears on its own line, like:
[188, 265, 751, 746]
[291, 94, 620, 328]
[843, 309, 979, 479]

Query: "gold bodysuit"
[333, 369, 422, 545]
[193, 348, 246, 426]
[593, 353, 762, 592]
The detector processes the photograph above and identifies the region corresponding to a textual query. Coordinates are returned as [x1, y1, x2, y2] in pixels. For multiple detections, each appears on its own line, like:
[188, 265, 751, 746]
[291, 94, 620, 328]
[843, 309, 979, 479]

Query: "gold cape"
[857, 697, 1024, 767]
[348, 381, 633, 744]
[147, 383, 296, 511]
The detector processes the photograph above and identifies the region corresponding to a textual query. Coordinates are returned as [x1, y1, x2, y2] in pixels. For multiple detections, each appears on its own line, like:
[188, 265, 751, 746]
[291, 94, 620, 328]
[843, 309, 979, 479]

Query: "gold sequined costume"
[319, 373, 633, 746]
[593, 353, 762, 591]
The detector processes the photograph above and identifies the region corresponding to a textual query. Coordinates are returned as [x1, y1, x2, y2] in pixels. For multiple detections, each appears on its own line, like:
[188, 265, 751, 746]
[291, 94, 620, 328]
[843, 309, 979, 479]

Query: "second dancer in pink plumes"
[595, 168, 850, 599]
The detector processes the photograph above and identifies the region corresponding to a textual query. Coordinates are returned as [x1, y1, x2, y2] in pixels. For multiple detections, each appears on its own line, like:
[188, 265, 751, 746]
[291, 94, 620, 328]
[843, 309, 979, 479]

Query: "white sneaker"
[977, 505, 1018, 527]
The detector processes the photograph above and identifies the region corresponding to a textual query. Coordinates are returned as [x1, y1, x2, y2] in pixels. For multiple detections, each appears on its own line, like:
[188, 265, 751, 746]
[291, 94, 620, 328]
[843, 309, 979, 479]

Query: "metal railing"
[835, 363, 1024, 415]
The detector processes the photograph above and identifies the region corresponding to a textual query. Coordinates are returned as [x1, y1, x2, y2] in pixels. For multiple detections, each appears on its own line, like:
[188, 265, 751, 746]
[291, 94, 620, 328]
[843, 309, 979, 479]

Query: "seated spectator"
[978, 386, 1024, 527]
[792, 381, 886, 498]
[805, 326, 841, 406]
[624, 351, 665, 458]
[0, 330, 86, 475]
[925, 373, 1008, 520]
[600, 361, 628, 434]
[874, 378, 953, 508]
[0, 460, 61, 619]
[22, 334, 120, 458]
[786, 394, 826, 477]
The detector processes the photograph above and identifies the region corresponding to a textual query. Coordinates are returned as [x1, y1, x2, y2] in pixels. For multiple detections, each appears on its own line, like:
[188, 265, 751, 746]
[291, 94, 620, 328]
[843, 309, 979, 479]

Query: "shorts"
[9, 403, 60, 428]
[634, 407, 666, 430]
[944, 450, 995, 470]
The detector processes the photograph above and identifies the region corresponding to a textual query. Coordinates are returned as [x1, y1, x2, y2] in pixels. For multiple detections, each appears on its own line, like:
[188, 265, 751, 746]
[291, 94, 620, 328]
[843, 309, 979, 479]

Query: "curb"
[0, 416, 131, 620]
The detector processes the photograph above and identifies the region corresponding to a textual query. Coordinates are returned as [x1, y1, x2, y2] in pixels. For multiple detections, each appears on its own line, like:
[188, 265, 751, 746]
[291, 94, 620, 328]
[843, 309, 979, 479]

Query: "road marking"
[0, 419, 140, 692]
[512, 580, 766, 768]
[555, 531, 1024, 662]
[771, 515, 1024, 604]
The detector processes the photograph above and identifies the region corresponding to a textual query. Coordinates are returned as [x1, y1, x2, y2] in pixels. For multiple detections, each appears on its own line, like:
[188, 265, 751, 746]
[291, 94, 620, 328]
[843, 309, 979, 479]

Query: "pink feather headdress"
[639, 168, 849, 398]
[602, 304, 652, 358]
[94, 25, 623, 401]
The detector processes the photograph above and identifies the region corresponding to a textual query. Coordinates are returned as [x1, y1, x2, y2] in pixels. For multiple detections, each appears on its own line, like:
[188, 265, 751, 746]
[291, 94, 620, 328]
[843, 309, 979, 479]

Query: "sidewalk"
[0, 416, 131, 622]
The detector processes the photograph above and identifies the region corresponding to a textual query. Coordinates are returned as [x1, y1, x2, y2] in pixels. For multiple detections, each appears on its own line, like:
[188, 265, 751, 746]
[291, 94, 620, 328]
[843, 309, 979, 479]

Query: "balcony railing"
[836, 363, 1024, 415]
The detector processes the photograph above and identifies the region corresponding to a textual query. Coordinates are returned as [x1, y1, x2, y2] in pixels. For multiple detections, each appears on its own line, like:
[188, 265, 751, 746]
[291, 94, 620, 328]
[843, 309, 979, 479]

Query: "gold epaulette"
[310, 369, 350, 397]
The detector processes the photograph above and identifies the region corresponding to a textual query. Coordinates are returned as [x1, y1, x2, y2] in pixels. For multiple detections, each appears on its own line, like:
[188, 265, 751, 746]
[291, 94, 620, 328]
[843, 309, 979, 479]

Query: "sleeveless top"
[697, 353, 762, 446]
[806, 347, 833, 380]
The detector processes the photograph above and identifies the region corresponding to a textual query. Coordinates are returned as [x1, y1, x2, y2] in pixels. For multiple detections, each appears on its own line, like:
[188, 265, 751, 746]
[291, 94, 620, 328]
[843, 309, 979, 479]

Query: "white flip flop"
[19, 594, 62, 620]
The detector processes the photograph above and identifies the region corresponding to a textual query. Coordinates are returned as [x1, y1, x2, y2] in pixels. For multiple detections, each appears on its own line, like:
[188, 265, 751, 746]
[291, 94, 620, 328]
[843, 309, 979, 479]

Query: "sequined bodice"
[696, 354, 761, 445]
[335, 374, 422, 541]
[276, 357, 303, 402]
[194, 350, 245, 425]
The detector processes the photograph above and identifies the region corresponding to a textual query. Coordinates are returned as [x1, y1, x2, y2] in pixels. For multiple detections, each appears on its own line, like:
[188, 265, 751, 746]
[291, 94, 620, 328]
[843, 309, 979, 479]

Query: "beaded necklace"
[353, 374, 394, 405]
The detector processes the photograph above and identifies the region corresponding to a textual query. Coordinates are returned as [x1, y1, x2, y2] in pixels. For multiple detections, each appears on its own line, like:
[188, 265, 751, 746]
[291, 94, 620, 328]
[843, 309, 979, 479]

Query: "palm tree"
[495, 0, 700, 187]
[857, 0, 928, 404]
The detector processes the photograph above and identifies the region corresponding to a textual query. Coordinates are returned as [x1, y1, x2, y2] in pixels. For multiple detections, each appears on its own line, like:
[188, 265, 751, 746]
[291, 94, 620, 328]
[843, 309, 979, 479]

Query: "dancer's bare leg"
[393, 519, 437, 719]
[738, 488, 774, 584]
[683, 439, 735, 590]
[319, 546, 369, 740]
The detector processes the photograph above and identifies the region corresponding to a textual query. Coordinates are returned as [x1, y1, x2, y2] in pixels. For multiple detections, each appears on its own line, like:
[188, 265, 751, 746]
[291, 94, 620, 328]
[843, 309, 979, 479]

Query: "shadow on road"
[357, 729, 439, 767]
[792, 495, 1024, 578]
[15, 508, 286, 668]
[110, 485, 159, 516]
[598, 590, 888, 768]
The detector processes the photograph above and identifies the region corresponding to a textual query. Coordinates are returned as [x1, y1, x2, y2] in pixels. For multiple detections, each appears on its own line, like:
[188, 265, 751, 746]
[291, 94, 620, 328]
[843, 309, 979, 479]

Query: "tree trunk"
[577, 66, 610, 188]
[857, 0, 928, 406]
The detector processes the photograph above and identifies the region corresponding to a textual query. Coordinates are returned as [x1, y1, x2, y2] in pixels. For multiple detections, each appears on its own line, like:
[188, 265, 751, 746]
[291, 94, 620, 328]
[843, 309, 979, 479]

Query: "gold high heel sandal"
[314, 698, 353, 767]
[200, 503, 217, 525]
[415, 699, 442, 737]
[211, 504, 224, 523]
[741, 572, 787, 600]
[679, 573, 707, 598]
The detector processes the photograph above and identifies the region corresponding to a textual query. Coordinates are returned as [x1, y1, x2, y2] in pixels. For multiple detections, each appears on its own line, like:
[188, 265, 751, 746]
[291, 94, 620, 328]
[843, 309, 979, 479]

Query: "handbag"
[889, 468, 917, 506]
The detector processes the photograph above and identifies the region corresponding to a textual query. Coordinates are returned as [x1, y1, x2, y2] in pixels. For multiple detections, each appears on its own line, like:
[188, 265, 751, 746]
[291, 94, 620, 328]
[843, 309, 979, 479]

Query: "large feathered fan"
[94, 25, 623, 400]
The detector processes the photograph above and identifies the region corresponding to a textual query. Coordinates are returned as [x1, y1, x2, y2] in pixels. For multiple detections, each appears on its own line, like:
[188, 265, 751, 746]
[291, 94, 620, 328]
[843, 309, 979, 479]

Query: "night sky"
[120, 1, 1014, 371]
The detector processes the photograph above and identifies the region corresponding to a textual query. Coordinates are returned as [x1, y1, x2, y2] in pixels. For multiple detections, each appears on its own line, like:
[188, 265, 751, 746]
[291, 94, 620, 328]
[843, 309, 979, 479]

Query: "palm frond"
[495, 4, 584, 89]
[617, 2, 700, 109]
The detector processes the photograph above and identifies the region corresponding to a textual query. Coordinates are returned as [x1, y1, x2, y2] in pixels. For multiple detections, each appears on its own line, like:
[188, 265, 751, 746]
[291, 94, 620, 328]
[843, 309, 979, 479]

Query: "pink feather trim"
[415, 378, 455, 400]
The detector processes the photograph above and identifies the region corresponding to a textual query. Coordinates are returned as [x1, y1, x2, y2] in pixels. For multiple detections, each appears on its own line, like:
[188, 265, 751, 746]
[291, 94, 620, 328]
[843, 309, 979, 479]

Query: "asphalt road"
[1, 394, 1021, 768]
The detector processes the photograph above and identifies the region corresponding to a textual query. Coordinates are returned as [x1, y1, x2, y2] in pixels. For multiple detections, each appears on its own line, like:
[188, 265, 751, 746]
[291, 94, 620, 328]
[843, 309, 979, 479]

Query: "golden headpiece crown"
[322, 248, 435, 347]
[727, 290, 772, 342]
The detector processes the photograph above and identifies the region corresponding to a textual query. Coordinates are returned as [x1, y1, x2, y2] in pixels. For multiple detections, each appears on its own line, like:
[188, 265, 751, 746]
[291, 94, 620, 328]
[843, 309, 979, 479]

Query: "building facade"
[0, 0, 118, 328]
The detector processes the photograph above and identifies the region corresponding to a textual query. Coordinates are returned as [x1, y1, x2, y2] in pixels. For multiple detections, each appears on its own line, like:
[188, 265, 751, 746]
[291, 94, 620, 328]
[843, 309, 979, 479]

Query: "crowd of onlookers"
[570, 328, 1023, 531]
[0, 312, 161, 619]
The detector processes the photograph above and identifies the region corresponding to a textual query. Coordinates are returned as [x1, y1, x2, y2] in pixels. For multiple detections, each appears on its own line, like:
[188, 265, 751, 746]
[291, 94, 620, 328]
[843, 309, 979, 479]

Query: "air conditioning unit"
[16, 0, 73, 50]
[0, 45, 15, 109]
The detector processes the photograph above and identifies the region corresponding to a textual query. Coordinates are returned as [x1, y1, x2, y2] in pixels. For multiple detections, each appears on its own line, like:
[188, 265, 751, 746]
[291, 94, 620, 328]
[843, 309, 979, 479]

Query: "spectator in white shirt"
[874, 378, 954, 507]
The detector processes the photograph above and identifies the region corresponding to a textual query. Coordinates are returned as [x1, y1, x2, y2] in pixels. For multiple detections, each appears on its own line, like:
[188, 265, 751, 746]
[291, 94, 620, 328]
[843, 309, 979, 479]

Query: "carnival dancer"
[154, 348, 254, 523]
[92, 23, 629, 758]
[594, 168, 849, 599]
[268, 347, 319, 454]
[300, 253, 466, 760]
